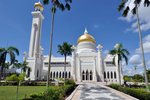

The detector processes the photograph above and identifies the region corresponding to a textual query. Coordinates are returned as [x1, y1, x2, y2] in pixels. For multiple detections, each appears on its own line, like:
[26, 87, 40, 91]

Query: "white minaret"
[27, 2, 44, 80]
[29, 1, 44, 58]
[97, 44, 104, 82]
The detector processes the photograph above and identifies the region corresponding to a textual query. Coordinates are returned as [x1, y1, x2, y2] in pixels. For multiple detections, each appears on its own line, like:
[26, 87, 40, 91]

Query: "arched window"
[37, 69, 39, 78]
[86, 70, 89, 80]
[111, 72, 113, 79]
[82, 71, 85, 80]
[62, 72, 64, 78]
[90, 71, 93, 80]
[53, 72, 55, 78]
[65, 72, 67, 78]
[104, 72, 106, 79]
[27, 68, 30, 77]
[50, 72, 52, 78]
[69, 72, 71, 78]
[114, 72, 116, 79]
[59, 72, 61, 78]
[56, 72, 58, 78]
[107, 72, 109, 79]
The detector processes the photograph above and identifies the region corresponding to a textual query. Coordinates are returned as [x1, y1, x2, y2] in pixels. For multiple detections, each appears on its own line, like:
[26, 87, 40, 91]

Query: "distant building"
[26, 2, 123, 84]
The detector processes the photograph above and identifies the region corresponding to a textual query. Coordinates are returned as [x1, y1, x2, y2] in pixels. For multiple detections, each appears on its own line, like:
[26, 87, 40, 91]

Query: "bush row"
[109, 84, 150, 100]
[0, 81, 64, 86]
[23, 84, 76, 100]
[21, 79, 76, 100]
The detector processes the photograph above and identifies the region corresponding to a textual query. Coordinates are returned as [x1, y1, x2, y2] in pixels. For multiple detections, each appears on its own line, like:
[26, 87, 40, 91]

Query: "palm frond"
[118, 0, 126, 12]
[122, 49, 130, 55]
[7, 46, 19, 56]
[57, 42, 72, 56]
[51, 6, 56, 13]
[65, 3, 71, 11]
[8, 51, 16, 65]
[43, 0, 49, 5]
[132, 6, 136, 15]
[122, 53, 128, 65]
[134, 0, 142, 5]
[109, 49, 117, 55]
[65, 0, 72, 3]
[122, 6, 130, 17]
[144, 0, 150, 7]
[59, 3, 65, 11]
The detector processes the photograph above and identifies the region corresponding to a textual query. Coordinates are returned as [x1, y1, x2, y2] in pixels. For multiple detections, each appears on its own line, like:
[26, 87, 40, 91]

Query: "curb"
[66, 85, 80, 100]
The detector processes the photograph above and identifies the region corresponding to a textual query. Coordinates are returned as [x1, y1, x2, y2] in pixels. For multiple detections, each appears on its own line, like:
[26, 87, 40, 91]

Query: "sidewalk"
[66, 83, 138, 100]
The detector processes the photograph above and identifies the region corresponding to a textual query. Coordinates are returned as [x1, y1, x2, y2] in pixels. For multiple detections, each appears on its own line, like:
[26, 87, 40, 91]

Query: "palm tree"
[57, 42, 72, 85]
[109, 43, 129, 85]
[118, 0, 150, 91]
[42, 0, 72, 88]
[13, 61, 29, 74]
[0, 46, 19, 80]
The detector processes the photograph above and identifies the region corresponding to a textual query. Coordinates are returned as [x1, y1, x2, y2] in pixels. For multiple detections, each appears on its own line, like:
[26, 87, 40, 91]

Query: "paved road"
[79, 83, 125, 100]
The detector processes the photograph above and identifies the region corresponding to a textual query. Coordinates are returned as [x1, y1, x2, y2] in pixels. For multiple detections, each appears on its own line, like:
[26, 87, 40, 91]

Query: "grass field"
[0, 86, 46, 100]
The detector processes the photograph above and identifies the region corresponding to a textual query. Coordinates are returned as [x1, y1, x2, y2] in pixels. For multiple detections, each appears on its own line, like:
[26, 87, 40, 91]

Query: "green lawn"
[0, 86, 46, 100]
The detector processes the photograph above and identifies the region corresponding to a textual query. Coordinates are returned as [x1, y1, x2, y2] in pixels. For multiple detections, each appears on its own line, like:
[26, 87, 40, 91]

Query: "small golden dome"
[78, 29, 96, 44]
[34, 2, 44, 11]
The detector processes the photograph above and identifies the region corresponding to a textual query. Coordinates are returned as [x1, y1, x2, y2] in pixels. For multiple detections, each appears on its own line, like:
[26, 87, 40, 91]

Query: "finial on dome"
[34, 1, 44, 12]
[84, 28, 88, 34]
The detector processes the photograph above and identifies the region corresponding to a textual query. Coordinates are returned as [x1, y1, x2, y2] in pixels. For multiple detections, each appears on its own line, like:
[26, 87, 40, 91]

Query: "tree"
[6, 73, 25, 100]
[0, 47, 19, 80]
[133, 74, 144, 83]
[147, 69, 150, 82]
[57, 42, 72, 85]
[123, 75, 132, 82]
[118, 0, 150, 91]
[13, 61, 30, 75]
[109, 43, 129, 85]
[42, 0, 72, 88]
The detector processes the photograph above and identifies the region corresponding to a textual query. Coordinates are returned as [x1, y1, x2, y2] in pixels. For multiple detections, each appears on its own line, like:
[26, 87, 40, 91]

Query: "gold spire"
[34, 1, 44, 12]
[77, 28, 96, 44]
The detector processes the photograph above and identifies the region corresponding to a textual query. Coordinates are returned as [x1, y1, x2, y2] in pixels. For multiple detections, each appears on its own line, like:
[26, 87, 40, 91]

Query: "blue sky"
[0, 0, 150, 75]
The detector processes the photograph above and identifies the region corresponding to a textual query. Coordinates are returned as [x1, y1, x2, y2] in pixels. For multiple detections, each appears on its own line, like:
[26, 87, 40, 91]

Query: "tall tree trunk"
[136, 5, 149, 91]
[0, 66, 3, 82]
[118, 60, 121, 85]
[16, 81, 19, 100]
[64, 55, 66, 86]
[47, 8, 55, 89]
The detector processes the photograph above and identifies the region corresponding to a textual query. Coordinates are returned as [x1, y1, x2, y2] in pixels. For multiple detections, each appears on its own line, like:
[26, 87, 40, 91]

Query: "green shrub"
[26, 85, 76, 100]
[109, 84, 150, 100]
[65, 79, 75, 86]
[108, 83, 120, 90]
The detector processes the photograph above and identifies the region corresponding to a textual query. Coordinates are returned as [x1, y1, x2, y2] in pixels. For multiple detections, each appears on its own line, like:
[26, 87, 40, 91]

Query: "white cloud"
[144, 34, 150, 42]
[123, 67, 135, 75]
[119, 0, 150, 32]
[129, 54, 141, 64]
[135, 34, 150, 53]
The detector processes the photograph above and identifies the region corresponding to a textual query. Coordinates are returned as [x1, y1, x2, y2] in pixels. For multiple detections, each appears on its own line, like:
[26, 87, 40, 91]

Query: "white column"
[71, 45, 76, 81]
[97, 44, 104, 82]
[77, 57, 81, 82]
[93, 58, 97, 82]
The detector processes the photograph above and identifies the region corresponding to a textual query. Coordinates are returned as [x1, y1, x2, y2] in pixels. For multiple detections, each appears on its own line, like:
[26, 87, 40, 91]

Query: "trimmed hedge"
[23, 84, 76, 100]
[109, 84, 150, 100]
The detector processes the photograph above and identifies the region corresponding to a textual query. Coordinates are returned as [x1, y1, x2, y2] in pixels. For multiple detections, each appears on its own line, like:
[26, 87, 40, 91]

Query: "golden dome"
[78, 29, 96, 44]
[34, 2, 44, 11]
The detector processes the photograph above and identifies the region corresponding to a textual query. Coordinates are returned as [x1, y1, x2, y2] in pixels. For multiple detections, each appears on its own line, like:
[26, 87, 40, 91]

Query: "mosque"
[26, 2, 123, 84]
